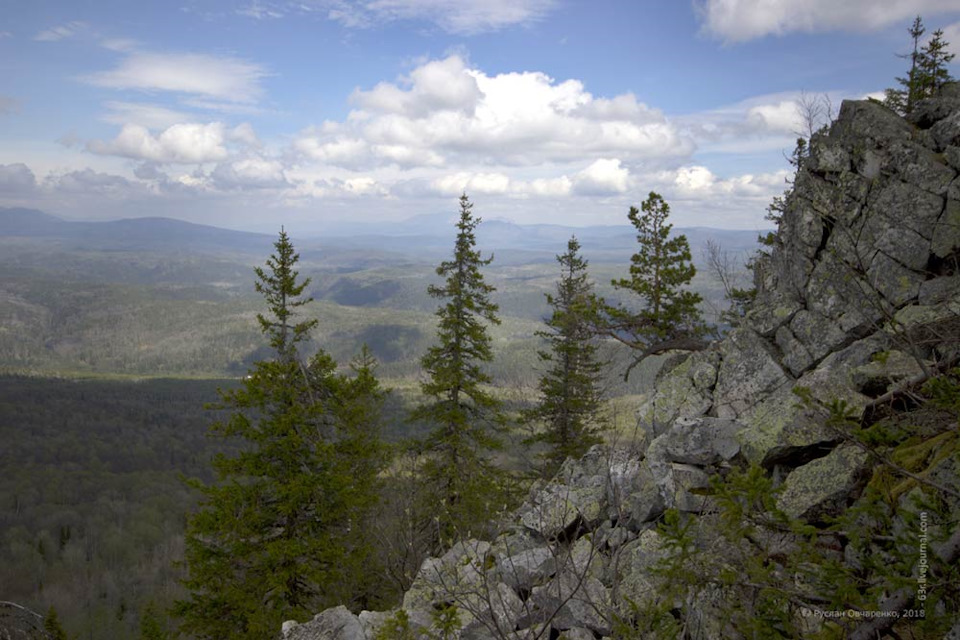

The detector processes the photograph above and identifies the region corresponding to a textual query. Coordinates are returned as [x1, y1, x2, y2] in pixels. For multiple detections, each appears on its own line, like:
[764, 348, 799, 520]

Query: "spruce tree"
[176, 230, 385, 639]
[410, 194, 505, 546]
[526, 237, 605, 476]
[884, 16, 955, 115]
[600, 192, 706, 378]
[43, 606, 68, 640]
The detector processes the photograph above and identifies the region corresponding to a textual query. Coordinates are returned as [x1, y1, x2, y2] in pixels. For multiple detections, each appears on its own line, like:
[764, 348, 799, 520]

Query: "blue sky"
[3, 1, 960, 233]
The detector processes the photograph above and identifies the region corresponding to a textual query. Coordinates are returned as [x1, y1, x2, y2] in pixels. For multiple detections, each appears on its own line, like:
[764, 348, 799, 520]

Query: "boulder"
[280, 606, 363, 640]
[777, 443, 870, 520]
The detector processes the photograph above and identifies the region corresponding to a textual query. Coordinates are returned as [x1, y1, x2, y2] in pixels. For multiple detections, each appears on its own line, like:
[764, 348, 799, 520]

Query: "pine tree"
[600, 192, 706, 378]
[176, 230, 385, 639]
[43, 606, 68, 640]
[917, 27, 955, 98]
[410, 194, 505, 546]
[884, 16, 955, 115]
[526, 237, 605, 476]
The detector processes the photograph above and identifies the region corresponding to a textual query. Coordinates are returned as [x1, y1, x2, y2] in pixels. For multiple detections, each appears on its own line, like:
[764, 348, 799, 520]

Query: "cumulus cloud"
[572, 158, 630, 195]
[0, 163, 38, 193]
[34, 21, 87, 42]
[294, 55, 692, 171]
[87, 122, 230, 164]
[353, 56, 483, 117]
[698, 0, 960, 42]
[212, 155, 287, 189]
[746, 100, 805, 134]
[431, 171, 512, 195]
[323, 0, 557, 34]
[84, 52, 267, 103]
[48, 168, 134, 194]
[663, 165, 790, 200]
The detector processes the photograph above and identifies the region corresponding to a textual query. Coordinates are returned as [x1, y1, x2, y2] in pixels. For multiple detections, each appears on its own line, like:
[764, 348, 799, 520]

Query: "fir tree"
[43, 606, 68, 640]
[885, 16, 955, 115]
[526, 237, 605, 476]
[176, 230, 385, 639]
[600, 192, 706, 378]
[410, 194, 505, 546]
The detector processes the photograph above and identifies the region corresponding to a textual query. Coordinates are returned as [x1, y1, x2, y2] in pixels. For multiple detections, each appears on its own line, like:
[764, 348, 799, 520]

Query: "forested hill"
[0, 207, 274, 253]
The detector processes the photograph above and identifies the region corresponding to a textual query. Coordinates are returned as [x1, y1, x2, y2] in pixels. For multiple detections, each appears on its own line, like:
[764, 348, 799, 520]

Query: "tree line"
[172, 188, 705, 638]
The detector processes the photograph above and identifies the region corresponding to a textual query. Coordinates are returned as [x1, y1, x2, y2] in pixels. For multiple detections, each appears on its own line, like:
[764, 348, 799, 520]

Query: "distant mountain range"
[0, 207, 768, 262]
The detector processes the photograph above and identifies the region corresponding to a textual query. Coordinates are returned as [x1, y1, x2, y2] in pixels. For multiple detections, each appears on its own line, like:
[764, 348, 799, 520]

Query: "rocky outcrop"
[284, 90, 960, 640]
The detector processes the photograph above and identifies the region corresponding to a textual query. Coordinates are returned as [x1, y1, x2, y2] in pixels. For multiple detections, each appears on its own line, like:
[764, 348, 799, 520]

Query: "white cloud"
[353, 56, 483, 117]
[48, 168, 134, 194]
[84, 52, 267, 104]
[698, 0, 960, 42]
[943, 20, 960, 56]
[431, 171, 511, 195]
[87, 122, 230, 164]
[34, 21, 87, 42]
[295, 55, 692, 171]
[228, 123, 262, 148]
[100, 38, 139, 52]
[323, 0, 557, 34]
[746, 100, 804, 134]
[212, 155, 287, 189]
[572, 158, 630, 195]
[662, 165, 790, 200]
[238, 1, 285, 19]
[102, 101, 195, 129]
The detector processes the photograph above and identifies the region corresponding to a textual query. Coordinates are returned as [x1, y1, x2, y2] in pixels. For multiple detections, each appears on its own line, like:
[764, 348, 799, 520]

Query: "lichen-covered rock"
[637, 348, 719, 432]
[519, 474, 605, 539]
[777, 444, 870, 519]
[403, 539, 491, 613]
[529, 571, 611, 635]
[614, 529, 670, 608]
[933, 197, 960, 258]
[280, 606, 364, 640]
[713, 327, 792, 420]
[494, 544, 556, 592]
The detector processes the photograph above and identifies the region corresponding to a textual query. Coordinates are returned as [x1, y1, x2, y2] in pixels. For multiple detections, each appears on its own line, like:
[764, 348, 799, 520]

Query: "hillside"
[0, 207, 761, 383]
[285, 90, 960, 639]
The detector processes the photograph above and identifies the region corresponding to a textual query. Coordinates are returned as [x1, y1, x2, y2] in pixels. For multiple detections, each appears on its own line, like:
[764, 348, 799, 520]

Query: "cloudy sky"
[3, 1, 960, 233]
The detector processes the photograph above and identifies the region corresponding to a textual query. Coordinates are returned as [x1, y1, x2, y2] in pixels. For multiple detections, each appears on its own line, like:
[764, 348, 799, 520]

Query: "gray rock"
[637, 349, 719, 433]
[615, 529, 670, 608]
[669, 463, 713, 513]
[713, 327, 792, 420]
[358, 610, 392, 640]
[403, 539, 492, 613]
[919, 274, 960, 306]
[931, 110, 960, 149]
[906, 96, 960, 128]
[933, 198, 960, 258]
[882, 139, 956, 195]
[777, 444, 870, 520]
[280, 606, 364, 640]
[530, 571, 611, 635]
[495, 545, 556, 591]
[651, 416, 742, 467]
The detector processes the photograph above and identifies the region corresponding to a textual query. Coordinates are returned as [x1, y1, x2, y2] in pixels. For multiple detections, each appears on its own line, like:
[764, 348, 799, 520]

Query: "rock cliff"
[283, 90, 960, 639]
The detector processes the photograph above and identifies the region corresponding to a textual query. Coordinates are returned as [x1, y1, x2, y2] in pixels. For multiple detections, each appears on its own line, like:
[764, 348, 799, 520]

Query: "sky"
[3, 1, 960, 234]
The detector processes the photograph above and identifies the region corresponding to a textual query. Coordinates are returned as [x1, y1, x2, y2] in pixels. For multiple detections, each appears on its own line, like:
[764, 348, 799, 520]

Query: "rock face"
[283, 92, 960, 639]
